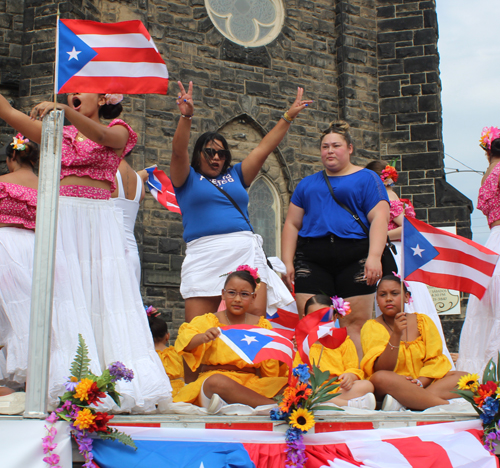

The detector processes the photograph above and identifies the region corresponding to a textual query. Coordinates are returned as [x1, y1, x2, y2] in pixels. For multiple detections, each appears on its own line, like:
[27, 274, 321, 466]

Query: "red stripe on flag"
[61, 19, 151, 40]
[435, 247, 497, 276]
[385, 436, 454, 468]
[315, 421, 374, 432]
[90, 48, 165, 63]
[59, 76, 169, 94]
[407, 269, 487, 299]
[268, 308, 299, 330]
[206, 423, 273, 431]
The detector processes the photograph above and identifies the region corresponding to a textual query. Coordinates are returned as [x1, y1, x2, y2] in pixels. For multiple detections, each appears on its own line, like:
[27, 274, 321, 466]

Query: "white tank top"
[113, 170, 142, 247]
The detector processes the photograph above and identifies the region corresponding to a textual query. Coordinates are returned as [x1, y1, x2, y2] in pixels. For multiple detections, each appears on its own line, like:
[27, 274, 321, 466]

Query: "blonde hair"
[320, 120, 353, 148]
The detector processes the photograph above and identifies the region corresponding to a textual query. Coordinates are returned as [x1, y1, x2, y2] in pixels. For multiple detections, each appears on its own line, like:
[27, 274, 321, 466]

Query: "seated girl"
[294, 295, 375, 410]
[148, 311, 185, 397]
[361, 274, 467, 411]
[173, 267, 288, 413]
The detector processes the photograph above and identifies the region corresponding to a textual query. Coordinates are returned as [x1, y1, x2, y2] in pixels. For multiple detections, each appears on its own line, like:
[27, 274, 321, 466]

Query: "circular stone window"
[205, 0, 284, 48]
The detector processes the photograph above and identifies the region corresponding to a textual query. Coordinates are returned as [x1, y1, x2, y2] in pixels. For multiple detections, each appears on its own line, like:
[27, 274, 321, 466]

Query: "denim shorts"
[294, 235, 376, 298]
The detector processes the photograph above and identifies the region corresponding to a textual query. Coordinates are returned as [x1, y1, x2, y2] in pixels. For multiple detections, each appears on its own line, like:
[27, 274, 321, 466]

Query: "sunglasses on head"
[203, 147, 230, 160]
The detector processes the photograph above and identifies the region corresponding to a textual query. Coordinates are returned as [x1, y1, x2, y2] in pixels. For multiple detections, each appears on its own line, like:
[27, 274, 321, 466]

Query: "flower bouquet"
[271, 363, 342, 468]
[455, 354, 500, 453]
[43, 334, 136, 468]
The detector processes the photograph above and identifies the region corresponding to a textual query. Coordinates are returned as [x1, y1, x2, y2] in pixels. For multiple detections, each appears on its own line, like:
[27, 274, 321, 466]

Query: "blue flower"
[293, 364, 310, 384]
[480, 397, 499, 425]
[285, 427, 303, 442]
[270, 407, 285, 421]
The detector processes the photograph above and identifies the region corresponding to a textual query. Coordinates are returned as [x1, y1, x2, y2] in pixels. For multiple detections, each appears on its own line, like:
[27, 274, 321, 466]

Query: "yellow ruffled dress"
[293, 339, 364, 393]
[360, 313, 451, 380]
[156, 346, 185, 397]
[173, 313, 287, 405]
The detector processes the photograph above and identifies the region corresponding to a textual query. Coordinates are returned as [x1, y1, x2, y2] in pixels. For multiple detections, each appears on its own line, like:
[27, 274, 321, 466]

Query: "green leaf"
[310, 404, 344, 412]
[98, 428, 137, 450]
[107, 389, 122, 407]
[483, 358, 496, 383]
[69, 334, 91, 380]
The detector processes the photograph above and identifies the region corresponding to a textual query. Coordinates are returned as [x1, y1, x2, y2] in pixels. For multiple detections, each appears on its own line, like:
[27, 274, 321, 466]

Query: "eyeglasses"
[203, 147, 230, 160]
[223, 289, 254, 300]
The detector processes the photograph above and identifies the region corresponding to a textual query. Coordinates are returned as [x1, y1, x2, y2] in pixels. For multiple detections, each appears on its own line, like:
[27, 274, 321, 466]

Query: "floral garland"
[11, 133, 29, 151]
[455, 356, 500, 453]
[479, 126, 500, 151]
[271, 364, 342, 467]
[42, 335, 136, 468]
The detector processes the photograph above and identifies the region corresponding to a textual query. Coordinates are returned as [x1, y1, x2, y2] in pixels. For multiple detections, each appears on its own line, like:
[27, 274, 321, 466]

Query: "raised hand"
[176, 81, 194, 117]
[285, 87, 313, 120]
[29, 101, 64, 120]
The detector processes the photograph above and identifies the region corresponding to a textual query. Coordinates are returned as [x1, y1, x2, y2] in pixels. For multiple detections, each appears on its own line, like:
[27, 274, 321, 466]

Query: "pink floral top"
[61, 119, 137, 193]
[0, 182, 37, 229]
[388, 199, 416, 231]
[478, 162, 500, 228]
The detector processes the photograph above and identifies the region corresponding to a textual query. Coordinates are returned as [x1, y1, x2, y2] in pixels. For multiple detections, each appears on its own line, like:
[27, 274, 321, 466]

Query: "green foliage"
[483, 358, 496, 384]
[99, 428, 137, 450]
[69, 334, 91, 380]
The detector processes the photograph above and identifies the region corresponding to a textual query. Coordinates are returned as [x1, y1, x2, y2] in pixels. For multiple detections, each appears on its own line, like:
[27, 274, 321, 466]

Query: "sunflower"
[289, 407, 315, 432]
[457, 373, 480, 392]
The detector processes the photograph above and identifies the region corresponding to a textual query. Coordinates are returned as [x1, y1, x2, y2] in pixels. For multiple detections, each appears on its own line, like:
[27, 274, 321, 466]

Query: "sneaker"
[347, 393, 376, 410]
[206, 393, 225, 414]
[0, 392, 25, 415]
[382, 394, 406, 411]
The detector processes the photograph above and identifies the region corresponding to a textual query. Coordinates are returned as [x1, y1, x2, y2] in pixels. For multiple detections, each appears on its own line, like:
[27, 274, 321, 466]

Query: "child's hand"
[405, 376, 424, 388]
[393, 311, 407, 335]
[202, 327, 220, 343]
[338, 373, 357, 391]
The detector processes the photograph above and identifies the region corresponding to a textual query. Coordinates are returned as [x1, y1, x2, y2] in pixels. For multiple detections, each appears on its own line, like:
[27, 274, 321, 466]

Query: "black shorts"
[294, 235, 376, 298]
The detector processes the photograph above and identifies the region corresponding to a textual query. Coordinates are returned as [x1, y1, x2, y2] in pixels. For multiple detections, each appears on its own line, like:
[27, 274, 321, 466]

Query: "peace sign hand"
[285, 87, 313, 120]
[176, 81, 194, 116]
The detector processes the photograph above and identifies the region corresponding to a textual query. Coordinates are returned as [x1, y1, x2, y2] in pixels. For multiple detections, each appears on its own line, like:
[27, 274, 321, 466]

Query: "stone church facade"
[0, 0, 471, 344]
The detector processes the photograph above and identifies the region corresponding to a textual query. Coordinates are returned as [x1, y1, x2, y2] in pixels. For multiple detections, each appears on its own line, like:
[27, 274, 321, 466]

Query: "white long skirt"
[375, 241, 455, 368]
[457, 226, 500, 374]
[181, 231, 294, 311]
[55, 196, 171, 412]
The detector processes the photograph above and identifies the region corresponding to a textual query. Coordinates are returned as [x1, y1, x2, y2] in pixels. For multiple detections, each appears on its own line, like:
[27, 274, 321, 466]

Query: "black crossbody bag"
[322, 170, 398, 275]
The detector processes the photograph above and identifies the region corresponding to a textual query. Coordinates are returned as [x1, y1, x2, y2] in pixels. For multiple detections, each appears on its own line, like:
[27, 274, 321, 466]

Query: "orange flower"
[74, 378, 94, 402]
[294, 383, 312, 404]
[74, 408, 96, 430]
[474, 387, 494, 408]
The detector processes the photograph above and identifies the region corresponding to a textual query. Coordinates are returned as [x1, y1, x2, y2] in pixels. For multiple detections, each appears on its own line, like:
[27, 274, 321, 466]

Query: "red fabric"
[243, 443, 287, 468]
[385, 436, 453, 468]
[305, 443, 363, 467]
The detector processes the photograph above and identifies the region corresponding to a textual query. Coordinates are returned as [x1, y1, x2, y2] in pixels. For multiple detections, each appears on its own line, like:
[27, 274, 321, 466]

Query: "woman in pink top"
[457, 129, 500, 375]
[0, 94, 171, 412]
[365, 160, 454, 368]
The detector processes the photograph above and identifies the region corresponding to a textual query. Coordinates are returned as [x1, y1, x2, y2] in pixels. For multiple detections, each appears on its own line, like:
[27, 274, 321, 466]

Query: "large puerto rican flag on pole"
[56, 20, 169, 94]
[218, 324, 294, 371]
[145, 166, 181, 214]
[403, 217, 499, 299]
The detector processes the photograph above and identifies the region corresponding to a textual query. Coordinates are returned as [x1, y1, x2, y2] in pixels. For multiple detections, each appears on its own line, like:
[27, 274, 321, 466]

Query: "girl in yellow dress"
[361, 274, 467, 411]
[173, 267, 287, 413]
[294, 295, 375, 410]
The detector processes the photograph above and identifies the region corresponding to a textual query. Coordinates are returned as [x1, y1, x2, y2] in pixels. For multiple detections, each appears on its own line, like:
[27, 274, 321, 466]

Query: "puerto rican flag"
[56, 19, 169, 94]
[218, 324, 294, 371]
[88, 420, 498, 468]
[404, 217, 499, 299]
[266, 301, 300, 340]
[296, 307, 347, 367]
[145, 166, 181, 214]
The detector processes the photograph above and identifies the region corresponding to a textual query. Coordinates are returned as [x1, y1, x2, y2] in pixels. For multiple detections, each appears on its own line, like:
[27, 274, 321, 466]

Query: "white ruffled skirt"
[375, 241, 455, 368]
[53, 196, 171, 412]
[457, 226, 500, 374]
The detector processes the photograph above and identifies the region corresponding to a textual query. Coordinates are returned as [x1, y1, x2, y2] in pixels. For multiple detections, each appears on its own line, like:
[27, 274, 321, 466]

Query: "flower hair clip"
[104, 94, 124, 105]
[381, 165, 398, 185]
[480, 126, 500, 151]
[330, 295, 351, 316]
[11, 133, 29, 151]
[221, 265, 262, 290]
[391, 271, 413, 303]
[145, 305, 160, 317]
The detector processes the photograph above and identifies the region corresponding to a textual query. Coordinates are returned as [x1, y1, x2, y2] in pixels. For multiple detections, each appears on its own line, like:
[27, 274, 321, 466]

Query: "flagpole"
[401, 214, 407, 343]
[316, 345, 325, 368]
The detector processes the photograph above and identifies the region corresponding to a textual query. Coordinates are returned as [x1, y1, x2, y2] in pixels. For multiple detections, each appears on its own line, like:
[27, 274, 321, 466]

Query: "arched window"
[248, 176, 280, 257]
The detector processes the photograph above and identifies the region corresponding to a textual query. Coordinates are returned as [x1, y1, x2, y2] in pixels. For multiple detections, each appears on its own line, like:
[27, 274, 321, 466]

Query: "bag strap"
[205, 177, 254, 233]
[321, 170, 396, 252]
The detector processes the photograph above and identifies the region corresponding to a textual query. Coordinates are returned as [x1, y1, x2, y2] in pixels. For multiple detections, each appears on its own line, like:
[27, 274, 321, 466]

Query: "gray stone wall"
[0, 0, 472, 348]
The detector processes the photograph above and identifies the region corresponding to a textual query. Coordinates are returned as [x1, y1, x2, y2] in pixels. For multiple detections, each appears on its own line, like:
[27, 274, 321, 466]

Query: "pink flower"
[42, 440, 57, 454]
[46, 412, 59, 424]
[42, 453, 60, 466]
[104, 93, 123, 105]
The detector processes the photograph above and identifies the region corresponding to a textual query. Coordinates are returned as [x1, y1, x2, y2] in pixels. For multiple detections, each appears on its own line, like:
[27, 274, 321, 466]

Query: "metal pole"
[24, 109, 64, 418]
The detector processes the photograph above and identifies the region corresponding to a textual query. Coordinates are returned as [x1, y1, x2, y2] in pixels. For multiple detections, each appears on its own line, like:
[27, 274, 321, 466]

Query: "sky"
[436, 0, 500, 245]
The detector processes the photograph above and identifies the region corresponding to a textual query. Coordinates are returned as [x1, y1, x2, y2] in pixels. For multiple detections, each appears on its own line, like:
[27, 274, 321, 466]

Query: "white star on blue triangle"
[404, 217, 439, 277]
[57, 21, 97, 92]
[221, 329, 272, 361]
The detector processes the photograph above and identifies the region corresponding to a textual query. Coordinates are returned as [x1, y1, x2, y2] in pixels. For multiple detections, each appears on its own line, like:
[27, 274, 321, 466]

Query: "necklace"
[224, 310, 246, 325]
[382, 315, 393, 332]
[75, 132, 87, 142]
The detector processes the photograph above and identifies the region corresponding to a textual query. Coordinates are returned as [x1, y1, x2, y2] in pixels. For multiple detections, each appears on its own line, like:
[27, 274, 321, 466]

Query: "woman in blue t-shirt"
[170, 81, 312, 322]
[282, 121, 390, 358]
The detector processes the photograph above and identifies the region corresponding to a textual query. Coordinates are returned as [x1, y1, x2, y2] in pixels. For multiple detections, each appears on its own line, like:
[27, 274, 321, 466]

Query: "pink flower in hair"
[235, 265, 261, 290]
[480, 126, 500, 150]
[104, 94, 123, 105]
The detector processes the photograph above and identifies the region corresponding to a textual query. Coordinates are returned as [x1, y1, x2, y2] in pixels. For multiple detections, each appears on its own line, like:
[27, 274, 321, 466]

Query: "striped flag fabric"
[218, 324, 294, 370]
[145, 166, 181, 214]
[56, 19, 169, 94]
[266, 301, 300, 339]
[404, 217, 499, 299]
[295, 307, 347, 367]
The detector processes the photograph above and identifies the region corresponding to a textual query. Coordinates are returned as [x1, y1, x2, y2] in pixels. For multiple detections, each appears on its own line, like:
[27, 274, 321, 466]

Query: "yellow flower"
[74, 378, 94, 401]
[457, 373, 480, 391]
[289, 407, 315, 432]
[74, 408, 96, 430]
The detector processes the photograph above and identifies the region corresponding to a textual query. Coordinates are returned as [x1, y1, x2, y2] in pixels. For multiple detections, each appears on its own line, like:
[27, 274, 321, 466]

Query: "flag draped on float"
[403, 217, 499, 299]
[56, 19, 169, 94]
[145, 166, 181, 214]
[295, 307, 347, 366]
[218, 324, 294, 370]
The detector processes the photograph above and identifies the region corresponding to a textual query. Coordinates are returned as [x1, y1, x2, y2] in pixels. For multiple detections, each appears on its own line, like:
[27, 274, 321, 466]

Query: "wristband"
[388, 341, 399, 350]
[181, 114, 193, 120]
[282, 111, 294, 124]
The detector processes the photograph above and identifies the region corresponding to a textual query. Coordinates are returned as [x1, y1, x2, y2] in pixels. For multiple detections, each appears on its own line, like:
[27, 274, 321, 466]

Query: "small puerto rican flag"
[145, 166, 181, 214]
[218, 324, 294, 371]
